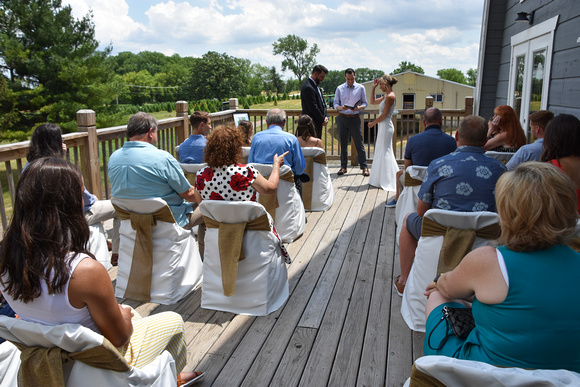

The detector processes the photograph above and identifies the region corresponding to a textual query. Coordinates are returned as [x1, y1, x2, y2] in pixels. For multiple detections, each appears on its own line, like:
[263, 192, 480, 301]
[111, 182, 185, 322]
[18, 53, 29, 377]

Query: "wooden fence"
[0, 96, 472, 230]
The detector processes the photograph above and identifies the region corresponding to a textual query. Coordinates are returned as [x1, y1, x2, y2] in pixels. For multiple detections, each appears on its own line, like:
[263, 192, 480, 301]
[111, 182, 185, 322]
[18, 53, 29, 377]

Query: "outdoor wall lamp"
[515, 10, 535, 25]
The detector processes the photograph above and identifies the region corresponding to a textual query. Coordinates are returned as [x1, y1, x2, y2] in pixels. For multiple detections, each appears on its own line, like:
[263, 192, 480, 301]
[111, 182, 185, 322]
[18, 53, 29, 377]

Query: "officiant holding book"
[334, 68, 369, 176]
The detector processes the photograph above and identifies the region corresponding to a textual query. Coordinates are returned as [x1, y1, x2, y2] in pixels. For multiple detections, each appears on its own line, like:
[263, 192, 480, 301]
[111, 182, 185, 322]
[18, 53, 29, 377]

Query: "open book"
[344, 99, 362, 110]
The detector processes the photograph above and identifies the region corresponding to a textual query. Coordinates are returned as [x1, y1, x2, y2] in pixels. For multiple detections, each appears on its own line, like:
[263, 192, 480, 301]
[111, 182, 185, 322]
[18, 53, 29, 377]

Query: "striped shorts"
[119, 308, 187, 372]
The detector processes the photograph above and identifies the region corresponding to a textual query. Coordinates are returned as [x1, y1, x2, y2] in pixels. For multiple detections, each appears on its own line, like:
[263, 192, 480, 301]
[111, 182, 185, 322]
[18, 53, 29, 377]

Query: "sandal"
[177, 371, 205, 386]
[362, 168, 370, 176]
[393, 275, 405, 296]
[337, 168, 347, 175]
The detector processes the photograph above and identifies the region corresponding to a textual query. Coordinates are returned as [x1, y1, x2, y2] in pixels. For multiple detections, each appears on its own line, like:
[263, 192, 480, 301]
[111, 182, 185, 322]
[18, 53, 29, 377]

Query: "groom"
[301, 64, 329, 138]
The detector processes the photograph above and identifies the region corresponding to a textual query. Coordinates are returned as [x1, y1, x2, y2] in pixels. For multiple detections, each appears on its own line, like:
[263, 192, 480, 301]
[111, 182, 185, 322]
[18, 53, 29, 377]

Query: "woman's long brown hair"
[0, 158, 90, 303]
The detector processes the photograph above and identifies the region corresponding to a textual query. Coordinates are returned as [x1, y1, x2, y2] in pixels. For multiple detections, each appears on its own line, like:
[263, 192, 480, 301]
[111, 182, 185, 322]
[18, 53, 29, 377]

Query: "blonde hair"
[380, 74, 398, 87]
[496, 162, 578, 251]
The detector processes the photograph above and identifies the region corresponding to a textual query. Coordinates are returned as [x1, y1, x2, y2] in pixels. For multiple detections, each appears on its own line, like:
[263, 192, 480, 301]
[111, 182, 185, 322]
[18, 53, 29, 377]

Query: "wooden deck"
[108, 165, 425, 387]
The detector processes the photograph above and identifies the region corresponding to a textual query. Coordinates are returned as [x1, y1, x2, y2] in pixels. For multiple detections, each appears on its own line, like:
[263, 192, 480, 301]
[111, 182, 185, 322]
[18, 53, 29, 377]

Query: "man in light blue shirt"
[506, 110, 553, 170]
[249, 108, 306, 176]
[108, 112, 201, 229]
[248, 108, 307, 195]
[334, 68, 369, 176]
[178, 111, 212, 164]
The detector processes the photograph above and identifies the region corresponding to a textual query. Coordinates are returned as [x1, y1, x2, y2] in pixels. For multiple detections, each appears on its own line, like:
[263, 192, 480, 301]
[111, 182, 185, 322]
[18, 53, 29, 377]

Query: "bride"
[368, 74, 399, 192]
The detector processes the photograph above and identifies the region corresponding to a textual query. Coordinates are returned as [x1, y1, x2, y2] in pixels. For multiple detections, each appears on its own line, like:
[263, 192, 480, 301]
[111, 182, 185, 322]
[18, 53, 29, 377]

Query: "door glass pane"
[529, 49, 546, 115]
[513, 55, 525, 118]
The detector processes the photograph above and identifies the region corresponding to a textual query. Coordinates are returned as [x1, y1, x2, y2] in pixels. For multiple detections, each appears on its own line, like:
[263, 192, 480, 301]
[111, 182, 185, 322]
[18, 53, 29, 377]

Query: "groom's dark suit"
[301, 78, 327, 138]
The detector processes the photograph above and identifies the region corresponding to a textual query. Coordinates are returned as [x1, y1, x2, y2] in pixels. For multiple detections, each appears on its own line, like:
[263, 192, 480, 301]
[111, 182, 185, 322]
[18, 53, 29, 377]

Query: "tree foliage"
[392, 61, 424, 75]
[319, 67, 384, 95]
[437, 68, 467, 85]
[272, 34, 319, 83]
[0, 0, 116, 132]
[466, 68, 477, 87]
[185, 51, 248, 101]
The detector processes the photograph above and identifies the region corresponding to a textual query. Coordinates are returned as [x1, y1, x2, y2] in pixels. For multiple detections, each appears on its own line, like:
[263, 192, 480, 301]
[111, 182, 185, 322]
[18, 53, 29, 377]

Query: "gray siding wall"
[479, 0, 580, 119]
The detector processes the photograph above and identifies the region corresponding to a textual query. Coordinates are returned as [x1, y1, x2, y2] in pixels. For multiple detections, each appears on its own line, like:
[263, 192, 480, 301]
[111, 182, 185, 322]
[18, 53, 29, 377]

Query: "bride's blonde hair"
[380, 74, 398, 87]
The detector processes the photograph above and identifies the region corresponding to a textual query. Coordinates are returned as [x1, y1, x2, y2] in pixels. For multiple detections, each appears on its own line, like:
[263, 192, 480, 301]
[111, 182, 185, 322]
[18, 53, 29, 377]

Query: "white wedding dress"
[369, 98, 398, 191]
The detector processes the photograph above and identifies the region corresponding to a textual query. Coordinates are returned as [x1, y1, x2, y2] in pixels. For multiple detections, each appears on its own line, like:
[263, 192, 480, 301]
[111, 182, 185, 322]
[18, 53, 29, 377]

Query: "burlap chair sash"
[302, 153, 327, 210]
[409, 363, 446, 387]
[421, 216, 500, 274]
[257, 169, 294, 222]
[12, 339, 130, 387]
[113, 204, 176, 302]
[203, 213, 271, 296]
[184, 172, 196, 186]
[404, 171, 423, 187]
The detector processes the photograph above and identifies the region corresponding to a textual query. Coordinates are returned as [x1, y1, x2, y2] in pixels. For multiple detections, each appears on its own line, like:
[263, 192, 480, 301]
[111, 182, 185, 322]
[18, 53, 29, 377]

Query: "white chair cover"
[88, 222, 112, 271]
[199, 200, 289, 316]
[239, 146, 251, 164]
[179, 163, 207, 175]
[112, 197, 203, 305]
[404, 356, 580, 387]
[301, 147, 334, 211]
[250, 163, 306, 243]
[485, 151, 516, 164]
[395, 166, 428, 244]
[401, 209, 500, 332]
[0, 315, 176, 387]
[0, 342, 20, 387]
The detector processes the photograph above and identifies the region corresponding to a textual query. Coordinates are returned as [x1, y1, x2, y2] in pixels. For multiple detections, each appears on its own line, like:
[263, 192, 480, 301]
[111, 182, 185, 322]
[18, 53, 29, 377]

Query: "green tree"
[437, 68, 467, 85]
[267, 66, 285, 94]
[354, 68, 384, 83]
[466, 68, 478, 87]
[272, 34, 319, 83]
[392, 61, 424, 75]
[185, 51, 247, 101]
[0, 0, 116, 131]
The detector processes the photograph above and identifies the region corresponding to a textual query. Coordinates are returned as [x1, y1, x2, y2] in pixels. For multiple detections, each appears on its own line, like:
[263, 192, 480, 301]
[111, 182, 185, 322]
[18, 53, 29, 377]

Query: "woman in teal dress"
[423, 162, 580, 372]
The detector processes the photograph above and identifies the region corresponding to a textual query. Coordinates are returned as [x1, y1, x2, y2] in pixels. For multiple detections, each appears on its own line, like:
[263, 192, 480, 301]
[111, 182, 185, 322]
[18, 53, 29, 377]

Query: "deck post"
[465, 96, 474, 115]
[421, 96, 434, 131]
[76, 109, 102, 199]
[229, 98, 239, 110]
[176, 101, 189, 147]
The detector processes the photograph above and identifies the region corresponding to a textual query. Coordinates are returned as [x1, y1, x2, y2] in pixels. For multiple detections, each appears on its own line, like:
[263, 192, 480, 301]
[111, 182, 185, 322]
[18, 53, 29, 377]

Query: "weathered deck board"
[107, 164, 422, 387]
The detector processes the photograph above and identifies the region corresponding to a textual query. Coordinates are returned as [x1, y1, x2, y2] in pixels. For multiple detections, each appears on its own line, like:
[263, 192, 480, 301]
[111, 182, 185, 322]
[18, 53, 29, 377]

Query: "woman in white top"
[295, 115, 323, 148]
[0, 158, 203, 386]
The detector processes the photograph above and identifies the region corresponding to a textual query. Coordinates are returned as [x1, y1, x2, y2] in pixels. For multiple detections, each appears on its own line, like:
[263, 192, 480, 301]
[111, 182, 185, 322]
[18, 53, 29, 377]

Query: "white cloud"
[62, 0, 484, 77]
[64, 0, 146, 48]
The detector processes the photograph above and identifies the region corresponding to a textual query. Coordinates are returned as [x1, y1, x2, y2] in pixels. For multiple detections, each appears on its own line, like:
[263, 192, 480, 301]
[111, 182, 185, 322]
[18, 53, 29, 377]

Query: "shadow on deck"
[108, 165, 424, 387]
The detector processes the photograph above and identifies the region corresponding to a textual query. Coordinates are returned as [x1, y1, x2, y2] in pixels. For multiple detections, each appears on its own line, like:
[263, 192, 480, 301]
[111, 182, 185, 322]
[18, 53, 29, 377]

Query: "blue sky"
[65, 0, 485, 78]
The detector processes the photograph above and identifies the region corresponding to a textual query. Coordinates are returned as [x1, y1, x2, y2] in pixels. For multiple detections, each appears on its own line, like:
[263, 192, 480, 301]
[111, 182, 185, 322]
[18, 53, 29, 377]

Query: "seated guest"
[388, 107, 457, 207]
[238, 120, 253, 146]
[506, 110, 553, 170]
[423, 162, 580, 373]
[0, 158, 204, 385]
[395, 116, 506, 295]
[27, 123, 120, 266]
[194, 125, 287, 202]
[295, 115, 323, 148]
[108, 112, 206, 256]
[541, 114, 580, 213]
[483, 105, 526, 152]
[178, 111, 212, 164]
[248, 108, 308, 195]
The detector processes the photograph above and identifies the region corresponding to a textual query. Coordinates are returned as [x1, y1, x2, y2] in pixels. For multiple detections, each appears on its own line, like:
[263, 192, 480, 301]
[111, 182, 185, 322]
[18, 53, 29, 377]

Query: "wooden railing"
[0, 96, 472, 230]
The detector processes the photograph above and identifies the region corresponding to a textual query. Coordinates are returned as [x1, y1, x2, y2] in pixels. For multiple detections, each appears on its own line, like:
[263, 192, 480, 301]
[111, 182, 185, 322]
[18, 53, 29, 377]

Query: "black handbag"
[427, 306, 475, 350]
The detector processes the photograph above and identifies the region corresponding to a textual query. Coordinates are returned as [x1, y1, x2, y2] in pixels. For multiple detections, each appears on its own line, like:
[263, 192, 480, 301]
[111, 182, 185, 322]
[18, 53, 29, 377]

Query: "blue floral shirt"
[418, 146, 506, 212]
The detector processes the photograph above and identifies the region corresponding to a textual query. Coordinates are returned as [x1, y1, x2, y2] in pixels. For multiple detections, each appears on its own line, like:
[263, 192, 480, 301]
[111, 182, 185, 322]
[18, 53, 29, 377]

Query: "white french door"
[508, 16, 558, 137]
